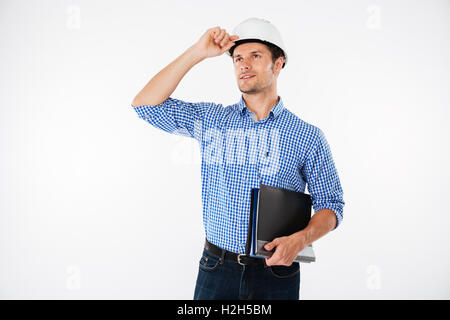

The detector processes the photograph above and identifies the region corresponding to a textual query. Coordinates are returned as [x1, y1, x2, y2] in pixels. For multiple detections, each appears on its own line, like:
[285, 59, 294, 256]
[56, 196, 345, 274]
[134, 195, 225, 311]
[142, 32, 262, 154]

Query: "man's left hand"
[264, 231, 308, 266]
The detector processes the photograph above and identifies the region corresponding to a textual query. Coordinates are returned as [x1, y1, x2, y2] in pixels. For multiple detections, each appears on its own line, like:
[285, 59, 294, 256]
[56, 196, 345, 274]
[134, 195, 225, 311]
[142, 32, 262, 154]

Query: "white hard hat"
[227, 17, 288, 68]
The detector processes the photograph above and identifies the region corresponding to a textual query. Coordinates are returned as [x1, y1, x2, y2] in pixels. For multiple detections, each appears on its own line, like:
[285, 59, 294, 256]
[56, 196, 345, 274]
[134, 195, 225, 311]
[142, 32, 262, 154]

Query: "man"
[131, 17, 344, 300]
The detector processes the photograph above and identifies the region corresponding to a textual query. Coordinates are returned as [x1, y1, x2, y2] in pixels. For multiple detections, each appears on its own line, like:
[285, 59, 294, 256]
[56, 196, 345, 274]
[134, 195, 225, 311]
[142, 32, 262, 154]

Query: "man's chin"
[239, 86, 259, 94]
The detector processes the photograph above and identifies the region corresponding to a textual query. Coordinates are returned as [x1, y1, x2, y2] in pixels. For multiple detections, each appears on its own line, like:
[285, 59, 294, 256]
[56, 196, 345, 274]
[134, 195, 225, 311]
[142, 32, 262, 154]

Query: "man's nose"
[240, 62, 251, 71]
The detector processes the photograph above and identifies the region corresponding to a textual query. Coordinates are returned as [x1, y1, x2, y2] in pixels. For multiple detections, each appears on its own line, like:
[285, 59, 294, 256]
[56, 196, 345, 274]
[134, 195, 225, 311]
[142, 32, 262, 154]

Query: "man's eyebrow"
[233, 50, 263, 58]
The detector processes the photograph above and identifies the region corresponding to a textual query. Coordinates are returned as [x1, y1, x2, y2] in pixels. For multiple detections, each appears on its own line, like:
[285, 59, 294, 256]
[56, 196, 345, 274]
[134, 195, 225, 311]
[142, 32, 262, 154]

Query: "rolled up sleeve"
[132, 97, 216, 141]
[301, 128, 345, 229]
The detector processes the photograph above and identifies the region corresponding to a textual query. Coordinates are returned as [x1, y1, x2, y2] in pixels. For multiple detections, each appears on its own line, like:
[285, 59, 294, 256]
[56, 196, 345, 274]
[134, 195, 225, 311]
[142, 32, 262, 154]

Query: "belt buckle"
[237, 254, 248, 266]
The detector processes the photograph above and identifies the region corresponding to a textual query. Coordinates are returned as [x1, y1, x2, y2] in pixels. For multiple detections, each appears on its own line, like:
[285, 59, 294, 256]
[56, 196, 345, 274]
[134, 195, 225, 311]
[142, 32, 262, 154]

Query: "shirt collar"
[237, 95, 285, 119]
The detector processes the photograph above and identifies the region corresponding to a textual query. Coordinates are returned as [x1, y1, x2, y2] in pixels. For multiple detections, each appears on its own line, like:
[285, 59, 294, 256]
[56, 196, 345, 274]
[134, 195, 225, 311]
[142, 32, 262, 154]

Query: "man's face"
[232, 42, 283, 94]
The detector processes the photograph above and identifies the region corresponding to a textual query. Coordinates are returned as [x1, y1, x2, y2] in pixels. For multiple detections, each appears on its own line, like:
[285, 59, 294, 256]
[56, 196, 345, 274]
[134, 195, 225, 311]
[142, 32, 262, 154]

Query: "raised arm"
[132, 26, 239, 108]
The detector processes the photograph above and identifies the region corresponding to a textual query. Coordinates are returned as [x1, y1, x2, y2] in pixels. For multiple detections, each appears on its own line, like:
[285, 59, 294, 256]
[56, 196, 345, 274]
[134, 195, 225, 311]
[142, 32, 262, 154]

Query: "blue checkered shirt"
[132, 95, 344, 254]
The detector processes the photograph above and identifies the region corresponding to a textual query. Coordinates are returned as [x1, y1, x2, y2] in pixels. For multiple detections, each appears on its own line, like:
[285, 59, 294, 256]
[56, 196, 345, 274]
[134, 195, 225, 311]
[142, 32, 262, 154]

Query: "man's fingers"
[210, 28, 239, 51]
[221, 39, 232, 50]
[264, 238, 287, 266]
[265, 250, 282, 266]
[209, 27, 221, 43]
[220, 33, 234, 46]
[214, 29, 226, 43]
[265, 238, 280, 251]
[264, 242, 274, 251]
[229, 35, 239, 45]
[210, 26, 221, 37]
[220, 37, 228, 47]
[224, 35, 239, 50]
[222, 41, 233, 51]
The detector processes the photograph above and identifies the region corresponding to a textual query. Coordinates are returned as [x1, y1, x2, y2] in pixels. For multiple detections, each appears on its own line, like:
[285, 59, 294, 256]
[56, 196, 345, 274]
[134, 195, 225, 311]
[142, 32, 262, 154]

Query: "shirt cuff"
[313, 203, 344, 230]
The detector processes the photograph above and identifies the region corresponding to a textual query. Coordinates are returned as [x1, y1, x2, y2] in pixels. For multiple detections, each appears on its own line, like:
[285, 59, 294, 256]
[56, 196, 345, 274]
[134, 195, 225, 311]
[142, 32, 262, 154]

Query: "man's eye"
[235, 56, 259, 62]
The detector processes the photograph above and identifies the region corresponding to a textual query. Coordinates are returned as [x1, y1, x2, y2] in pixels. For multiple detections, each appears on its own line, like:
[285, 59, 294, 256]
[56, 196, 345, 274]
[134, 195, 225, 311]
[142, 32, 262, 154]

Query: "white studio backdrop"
[1, 0, 449, 299]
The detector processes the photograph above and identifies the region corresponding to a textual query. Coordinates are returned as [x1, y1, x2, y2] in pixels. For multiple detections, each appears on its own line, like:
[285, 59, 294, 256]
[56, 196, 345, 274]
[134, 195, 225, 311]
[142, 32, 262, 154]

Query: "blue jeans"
[193, 248, 300, 300]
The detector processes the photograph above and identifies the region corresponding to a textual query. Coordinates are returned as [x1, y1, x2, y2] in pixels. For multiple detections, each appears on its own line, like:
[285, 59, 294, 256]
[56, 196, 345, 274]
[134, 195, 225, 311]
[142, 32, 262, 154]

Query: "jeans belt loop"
[219, 247, 225, 264]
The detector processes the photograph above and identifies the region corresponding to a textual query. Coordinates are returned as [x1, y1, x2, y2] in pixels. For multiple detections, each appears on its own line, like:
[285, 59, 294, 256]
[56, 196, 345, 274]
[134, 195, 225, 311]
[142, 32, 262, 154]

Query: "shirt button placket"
[256, 122, 262, 185]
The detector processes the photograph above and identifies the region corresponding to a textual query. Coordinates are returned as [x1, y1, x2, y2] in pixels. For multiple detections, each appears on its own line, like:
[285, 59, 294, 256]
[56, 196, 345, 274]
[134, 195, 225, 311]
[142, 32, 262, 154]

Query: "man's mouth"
[240, 74, 255, 80]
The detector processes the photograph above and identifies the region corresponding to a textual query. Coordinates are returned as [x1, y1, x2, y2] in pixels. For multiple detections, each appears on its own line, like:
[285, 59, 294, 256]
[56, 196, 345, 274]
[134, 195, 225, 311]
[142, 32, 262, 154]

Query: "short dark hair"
[229, 39, 286, 68]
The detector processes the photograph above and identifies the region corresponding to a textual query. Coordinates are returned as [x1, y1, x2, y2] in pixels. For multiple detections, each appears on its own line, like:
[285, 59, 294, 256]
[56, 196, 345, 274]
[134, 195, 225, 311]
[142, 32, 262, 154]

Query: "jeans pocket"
[198, 250, 221, 271]
[269, 262, 300, 279]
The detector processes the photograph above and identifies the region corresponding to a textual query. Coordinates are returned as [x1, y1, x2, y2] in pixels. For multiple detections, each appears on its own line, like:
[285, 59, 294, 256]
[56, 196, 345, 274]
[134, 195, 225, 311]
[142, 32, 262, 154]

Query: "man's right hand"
[132, 27, 239, 108]
[193, 26, 239, 60]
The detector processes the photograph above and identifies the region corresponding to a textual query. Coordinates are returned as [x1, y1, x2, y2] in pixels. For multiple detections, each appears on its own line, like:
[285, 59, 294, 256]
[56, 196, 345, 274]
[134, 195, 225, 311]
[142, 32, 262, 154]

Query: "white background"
[1, 0, 449, 299]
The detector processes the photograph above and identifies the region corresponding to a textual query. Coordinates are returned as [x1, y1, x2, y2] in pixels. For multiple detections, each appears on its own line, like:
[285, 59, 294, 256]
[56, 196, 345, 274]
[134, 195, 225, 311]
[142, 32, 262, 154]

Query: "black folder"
[246, 184, 316, 263]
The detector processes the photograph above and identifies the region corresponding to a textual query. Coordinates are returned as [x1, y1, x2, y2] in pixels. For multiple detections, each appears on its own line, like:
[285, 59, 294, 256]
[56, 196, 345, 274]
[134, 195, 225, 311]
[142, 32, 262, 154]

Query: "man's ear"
[273, 57, 284, 75]
[277, 56, 285, 70]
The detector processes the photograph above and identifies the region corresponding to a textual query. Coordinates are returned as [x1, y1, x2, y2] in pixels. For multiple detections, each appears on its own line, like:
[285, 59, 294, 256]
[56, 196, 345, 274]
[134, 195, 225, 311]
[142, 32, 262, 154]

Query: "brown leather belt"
[204, 239, 265, 266]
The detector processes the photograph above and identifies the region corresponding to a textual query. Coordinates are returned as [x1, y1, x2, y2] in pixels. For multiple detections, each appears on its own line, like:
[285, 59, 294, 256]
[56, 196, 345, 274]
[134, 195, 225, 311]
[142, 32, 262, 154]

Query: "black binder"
[246, 184, 316, 263]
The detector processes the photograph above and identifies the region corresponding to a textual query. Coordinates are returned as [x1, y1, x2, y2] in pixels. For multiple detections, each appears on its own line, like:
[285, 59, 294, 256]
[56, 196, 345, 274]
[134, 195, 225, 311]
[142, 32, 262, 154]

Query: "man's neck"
[242, 93, 280, 121]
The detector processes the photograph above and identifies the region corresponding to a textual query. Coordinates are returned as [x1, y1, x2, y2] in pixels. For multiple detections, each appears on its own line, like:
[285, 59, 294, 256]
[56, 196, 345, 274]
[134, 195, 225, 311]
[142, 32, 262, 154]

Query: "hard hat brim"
[228, 38, 287, 68]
